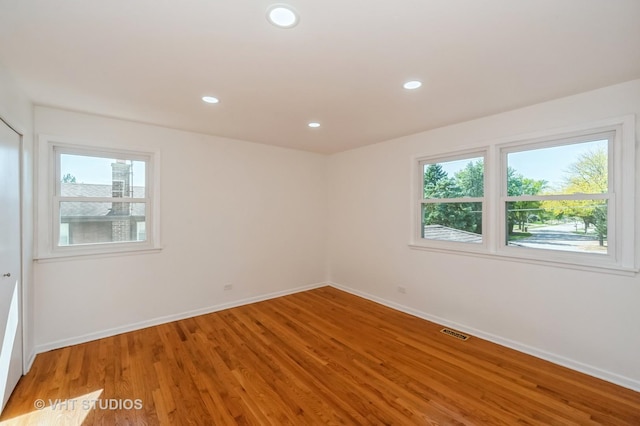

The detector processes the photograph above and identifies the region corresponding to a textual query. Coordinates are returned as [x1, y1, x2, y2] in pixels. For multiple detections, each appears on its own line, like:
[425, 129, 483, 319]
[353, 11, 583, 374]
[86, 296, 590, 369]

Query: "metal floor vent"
[440, 328, 469, 341]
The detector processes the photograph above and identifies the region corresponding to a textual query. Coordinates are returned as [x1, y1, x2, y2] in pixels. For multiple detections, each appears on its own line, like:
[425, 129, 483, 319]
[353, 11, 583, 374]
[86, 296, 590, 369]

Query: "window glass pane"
[507, 139, 608, 196]
[59, 202, 146, 246]
[136, 221, 147, 242]
[421, 202, 482, 243]
[506, 201, 607, 254]
[59, 223, 69, 246]
[423, 157, 484, 199]
[60, 154, 146, 198]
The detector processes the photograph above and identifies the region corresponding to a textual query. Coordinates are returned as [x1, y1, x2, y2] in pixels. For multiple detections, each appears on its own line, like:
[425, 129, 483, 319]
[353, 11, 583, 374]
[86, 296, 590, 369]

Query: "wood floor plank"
[2, 286, 639, 425]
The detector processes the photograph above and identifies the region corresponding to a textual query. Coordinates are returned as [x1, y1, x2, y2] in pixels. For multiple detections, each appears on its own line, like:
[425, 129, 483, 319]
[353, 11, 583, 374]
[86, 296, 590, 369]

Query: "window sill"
[34, 246, 163, 263]
[408, 243, 638, 277]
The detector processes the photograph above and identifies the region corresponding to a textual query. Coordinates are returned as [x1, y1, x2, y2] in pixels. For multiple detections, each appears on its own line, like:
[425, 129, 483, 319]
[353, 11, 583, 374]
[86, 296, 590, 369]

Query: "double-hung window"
[37, 138, 160, 259]
[411, 116, 635, 274]
[418, 151, 486, 247]
[501, 132, 612, 258]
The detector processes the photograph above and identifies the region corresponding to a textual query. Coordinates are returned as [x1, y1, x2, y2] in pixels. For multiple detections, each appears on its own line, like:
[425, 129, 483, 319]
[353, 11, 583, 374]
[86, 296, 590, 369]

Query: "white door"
[0, 118, 22, 412]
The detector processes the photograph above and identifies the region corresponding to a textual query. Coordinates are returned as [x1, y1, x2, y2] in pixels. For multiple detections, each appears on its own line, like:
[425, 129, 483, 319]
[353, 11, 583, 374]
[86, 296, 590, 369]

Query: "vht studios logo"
[34, 398, 143, 411]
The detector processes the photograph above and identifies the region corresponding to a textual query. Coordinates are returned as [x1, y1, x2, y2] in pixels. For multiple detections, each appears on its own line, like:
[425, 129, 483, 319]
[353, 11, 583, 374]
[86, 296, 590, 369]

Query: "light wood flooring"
[2, 286, 639, 425]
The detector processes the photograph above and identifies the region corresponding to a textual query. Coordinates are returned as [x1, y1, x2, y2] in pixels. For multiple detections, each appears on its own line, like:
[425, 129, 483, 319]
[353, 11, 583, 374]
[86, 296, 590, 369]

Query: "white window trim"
[35, 135, 162, 261]
[497, 130, 618, 269]
[410, 115, 637, 276]
[411, 148, 489, 254]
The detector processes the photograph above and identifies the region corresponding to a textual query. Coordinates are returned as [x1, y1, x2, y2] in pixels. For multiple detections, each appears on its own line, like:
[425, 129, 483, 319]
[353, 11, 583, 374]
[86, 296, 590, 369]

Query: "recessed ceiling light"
[202, 96, 219, 104]
[267, 5, 299, 28]
[308, 122, 320, 128]
[403, 80, 422, 90]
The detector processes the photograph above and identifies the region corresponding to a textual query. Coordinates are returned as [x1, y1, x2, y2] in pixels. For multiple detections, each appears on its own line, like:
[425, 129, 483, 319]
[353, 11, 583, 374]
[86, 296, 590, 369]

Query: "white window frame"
[410, 115, 636, 275]
[35, 135, 162, 260]
[412, 148, 489, 253]
[497, 130, 618, 269]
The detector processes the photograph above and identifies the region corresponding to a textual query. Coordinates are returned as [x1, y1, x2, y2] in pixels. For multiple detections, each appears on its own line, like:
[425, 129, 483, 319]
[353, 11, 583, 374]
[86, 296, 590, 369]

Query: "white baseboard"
[24, 351, 36, 374]
[34, 282, 327, 355]
[328, 281, 640, 393]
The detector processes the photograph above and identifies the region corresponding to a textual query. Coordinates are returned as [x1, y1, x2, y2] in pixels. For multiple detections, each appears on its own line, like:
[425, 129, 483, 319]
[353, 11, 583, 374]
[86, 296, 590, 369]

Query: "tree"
[542, 148, 607, 235]
[506, 168, 547, 233]
[455, 160, 484, 197]
[424, 164, 454, 198]
[565, 148, 607, 193]
[422, 163, 480, 234]
[62, 173, 77, 183]
[593, 204, 607, 246]
[563, 148, 607, 234]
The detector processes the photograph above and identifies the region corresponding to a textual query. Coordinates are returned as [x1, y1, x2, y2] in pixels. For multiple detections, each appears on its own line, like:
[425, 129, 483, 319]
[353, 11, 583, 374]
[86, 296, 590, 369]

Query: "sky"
[436, 139, 608, 190]
[61, 154, 146, 187]
[507, 139, 607, 190]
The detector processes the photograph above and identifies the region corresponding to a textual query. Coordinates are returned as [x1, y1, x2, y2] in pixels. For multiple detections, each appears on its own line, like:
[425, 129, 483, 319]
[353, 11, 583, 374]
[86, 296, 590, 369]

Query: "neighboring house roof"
[423, 225, 482, 243]
[62, 183, 145, 198]
[60, 183, 146, 218]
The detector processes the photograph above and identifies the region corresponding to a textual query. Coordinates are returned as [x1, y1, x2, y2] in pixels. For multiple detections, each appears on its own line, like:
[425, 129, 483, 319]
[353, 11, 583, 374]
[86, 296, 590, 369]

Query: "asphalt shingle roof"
[60, 183, 146, 218]
[423, 225, 482, 243]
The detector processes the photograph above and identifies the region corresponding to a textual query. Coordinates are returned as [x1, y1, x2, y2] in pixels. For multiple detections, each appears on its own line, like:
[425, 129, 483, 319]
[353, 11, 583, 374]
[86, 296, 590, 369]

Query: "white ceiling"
[1, 0, 639, 154]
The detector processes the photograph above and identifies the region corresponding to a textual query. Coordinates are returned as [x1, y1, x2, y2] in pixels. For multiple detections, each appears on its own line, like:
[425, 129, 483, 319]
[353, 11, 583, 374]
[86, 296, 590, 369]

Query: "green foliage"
[593, 204, 607, 246]
[507, 169, 547, 233]
[422, 203, 481, 233]
[423, 164, 461, 199]
[423, 160, 549, 236]
[455, 160, 484, 197]
[62, 173, 76, 183]
[422, 148, 608, 243]
[423, 164, 449, 197]
[541, 148, 608, 233]
[564, 148, 607, 193]
[508, 232, 532, 240]
[422, 161, 483, 234]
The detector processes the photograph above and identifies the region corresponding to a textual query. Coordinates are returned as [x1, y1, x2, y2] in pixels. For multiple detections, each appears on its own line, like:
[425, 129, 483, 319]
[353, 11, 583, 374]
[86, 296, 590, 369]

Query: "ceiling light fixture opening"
[308, 122, 321, 128]
[267, 5, 299, 28]
[403, 80, 422, 90]
[202, 96, 220, 104]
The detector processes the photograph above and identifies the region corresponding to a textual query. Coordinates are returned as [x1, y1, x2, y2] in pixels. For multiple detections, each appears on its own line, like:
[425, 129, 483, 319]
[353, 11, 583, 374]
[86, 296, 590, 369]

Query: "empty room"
[1, 1, 640, 424]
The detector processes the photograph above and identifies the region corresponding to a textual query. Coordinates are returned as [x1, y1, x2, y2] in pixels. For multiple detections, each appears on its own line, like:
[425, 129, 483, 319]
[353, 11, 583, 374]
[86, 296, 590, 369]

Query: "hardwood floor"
[2, 286, 639, 425]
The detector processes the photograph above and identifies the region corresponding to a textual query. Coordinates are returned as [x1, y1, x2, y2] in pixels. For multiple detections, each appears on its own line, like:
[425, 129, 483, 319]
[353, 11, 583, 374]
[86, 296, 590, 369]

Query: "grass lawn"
[508, 232, 532, 240]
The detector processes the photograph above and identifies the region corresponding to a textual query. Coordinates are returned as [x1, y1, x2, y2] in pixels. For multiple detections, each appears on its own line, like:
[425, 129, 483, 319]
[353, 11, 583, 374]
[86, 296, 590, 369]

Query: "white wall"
[327, 79, 640, 390]
[0, 63, 34, 371]
[33, 107, 328, 351]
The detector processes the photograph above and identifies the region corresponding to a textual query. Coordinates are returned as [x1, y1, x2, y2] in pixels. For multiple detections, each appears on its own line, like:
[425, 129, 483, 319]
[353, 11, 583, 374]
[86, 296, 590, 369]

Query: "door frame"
[0, 116, 26, 377]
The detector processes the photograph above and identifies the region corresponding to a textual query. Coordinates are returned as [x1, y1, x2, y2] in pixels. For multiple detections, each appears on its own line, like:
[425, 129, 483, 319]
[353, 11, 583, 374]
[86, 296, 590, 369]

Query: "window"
[54, 148, 150, 249]
[36, 137, 160, 259]
[502, 133, 611, 257]
[418, 152, 486, 246]
[411, 116, 636, 274]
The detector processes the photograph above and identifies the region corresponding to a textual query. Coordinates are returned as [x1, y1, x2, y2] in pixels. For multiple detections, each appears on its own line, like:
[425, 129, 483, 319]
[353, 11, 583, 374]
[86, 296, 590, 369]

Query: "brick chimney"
[111, 160, 132, 241]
